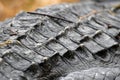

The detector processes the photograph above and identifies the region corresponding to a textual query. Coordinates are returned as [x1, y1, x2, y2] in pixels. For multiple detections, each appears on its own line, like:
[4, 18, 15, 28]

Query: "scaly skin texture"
[0, 1, 120, 80]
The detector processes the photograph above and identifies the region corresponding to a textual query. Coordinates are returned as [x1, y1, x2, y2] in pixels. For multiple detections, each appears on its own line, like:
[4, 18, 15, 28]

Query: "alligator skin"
[0, 1, 120, 80]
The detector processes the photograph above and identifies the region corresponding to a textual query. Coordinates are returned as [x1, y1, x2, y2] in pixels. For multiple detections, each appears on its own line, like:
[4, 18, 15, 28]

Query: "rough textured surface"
[0, 1, 120, 80]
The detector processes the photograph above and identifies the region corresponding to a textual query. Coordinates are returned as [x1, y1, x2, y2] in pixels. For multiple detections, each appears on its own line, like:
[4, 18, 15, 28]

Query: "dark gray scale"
[52, 18, 73, 28]
[45, 28, 93, 71]
[107, 44, 120, 55]
[0, 19, 13, 41]
[46, 40, 68, 56]
[33, 21, 57, 38]
[54, 9, 79, 23]
[115, 33, 120, 43]
[20, 35, 37, 49]
[76, 24, 118, 52]
[56, 35, 79, 51]
[12, 45, 44, 63]
[94, 49, 113, 62]
[80, 37, 104, 54]
[107, 29, 120, 38]
[91, 32, 118, 61]
[107, 13, 120, 22]
[0, 60, 25, 80]
[77, 25, 96, 37]
[65, 29, 83, 43]
[42, 54, 73, 78]
[62, 50, 91, 71]
[77, 24, 118, 61]
[93, 32, 118, 48]
[0, 19, 13, 40]
[27, 29, 47, 43]
[88, 17, 120, 38]
[25, 54, 72, 80]
[87, 17, 108, 31]
[75, 46, 94, 61]
[101, 12, 120, 24]
[12, 11, 43, 28]
[3, 27, 18, 38]
[95, 12, 120, 29]
[45, 19, 65, 33]
[98, 13, 120, 37]
[2, 18, 17, 37]
[34, 46, 55, 57]
[2, 51, 31, 71]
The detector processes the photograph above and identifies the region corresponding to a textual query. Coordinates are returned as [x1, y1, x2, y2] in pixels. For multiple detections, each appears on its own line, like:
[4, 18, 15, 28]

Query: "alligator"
[0, 1, 120, 80]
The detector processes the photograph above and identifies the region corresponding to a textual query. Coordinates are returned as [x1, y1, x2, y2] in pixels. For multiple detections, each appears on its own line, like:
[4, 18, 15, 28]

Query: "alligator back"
[0, 1, 120, 80]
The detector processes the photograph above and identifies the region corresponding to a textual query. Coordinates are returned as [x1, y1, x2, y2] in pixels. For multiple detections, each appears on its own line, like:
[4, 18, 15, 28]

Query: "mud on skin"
[0, 1, 120, 80]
